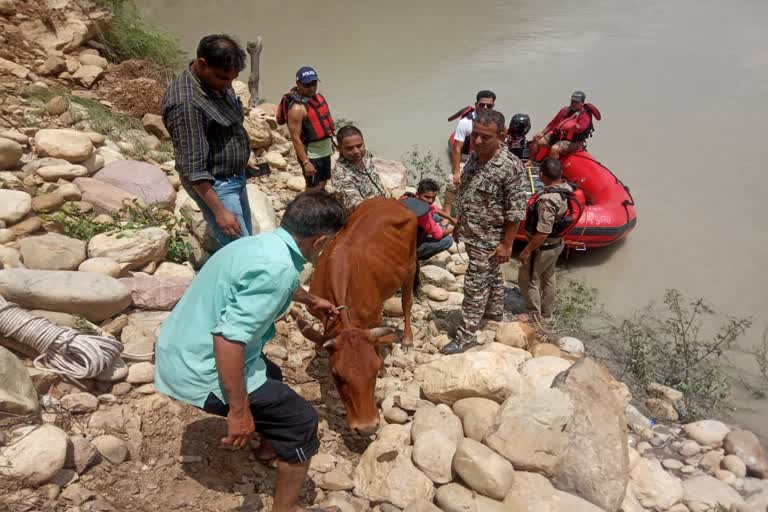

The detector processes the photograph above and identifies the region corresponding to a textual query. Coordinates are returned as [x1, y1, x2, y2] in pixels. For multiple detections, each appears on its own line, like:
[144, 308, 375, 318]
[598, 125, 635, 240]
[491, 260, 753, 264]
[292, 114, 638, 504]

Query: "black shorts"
[304, 155, 332, 188]
[201, 355, 319, 464]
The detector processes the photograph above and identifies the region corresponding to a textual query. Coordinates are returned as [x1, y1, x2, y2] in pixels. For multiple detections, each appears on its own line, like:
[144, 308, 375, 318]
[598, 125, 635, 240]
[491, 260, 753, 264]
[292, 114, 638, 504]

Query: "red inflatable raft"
[517, 149, 637, 249]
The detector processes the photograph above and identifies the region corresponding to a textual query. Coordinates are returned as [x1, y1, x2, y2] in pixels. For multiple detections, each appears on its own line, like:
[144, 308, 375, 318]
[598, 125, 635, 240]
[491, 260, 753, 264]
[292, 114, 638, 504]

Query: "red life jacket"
[277, 90, 335, 144]
[554, 103, 601, 143]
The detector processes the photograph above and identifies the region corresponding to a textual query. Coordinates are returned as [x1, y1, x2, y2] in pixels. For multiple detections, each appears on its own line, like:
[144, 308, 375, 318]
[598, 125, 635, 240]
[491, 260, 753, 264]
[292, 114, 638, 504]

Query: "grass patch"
[23, 86, 174, 162]
[42, 200, 193, 264]
[94, 0, 185, 71]
[551, 277, 601, 333]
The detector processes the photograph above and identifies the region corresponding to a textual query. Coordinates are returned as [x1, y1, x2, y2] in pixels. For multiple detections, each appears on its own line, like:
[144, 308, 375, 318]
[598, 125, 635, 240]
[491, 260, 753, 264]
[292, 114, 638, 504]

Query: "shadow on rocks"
[180, 417, 262, 492]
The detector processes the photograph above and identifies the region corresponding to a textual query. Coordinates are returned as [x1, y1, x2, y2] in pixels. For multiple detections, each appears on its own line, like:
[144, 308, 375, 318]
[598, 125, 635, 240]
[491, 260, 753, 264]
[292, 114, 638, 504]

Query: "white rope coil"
[0, 297, 124, 380]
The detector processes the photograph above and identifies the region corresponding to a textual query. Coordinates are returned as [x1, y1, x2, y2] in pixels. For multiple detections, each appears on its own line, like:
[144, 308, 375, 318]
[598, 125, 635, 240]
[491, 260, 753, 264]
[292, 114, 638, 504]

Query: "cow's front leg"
[401, 269, 416, 351]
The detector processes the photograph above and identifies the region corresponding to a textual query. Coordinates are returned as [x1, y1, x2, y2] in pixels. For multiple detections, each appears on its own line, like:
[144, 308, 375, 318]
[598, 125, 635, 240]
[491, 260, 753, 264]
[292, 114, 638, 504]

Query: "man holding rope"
[155, 192, 345, 512]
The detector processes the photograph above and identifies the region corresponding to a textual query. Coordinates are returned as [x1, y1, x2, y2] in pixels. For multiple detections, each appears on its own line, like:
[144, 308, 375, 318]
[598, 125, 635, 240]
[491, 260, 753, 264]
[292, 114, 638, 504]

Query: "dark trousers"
[201, 354, 319, 463]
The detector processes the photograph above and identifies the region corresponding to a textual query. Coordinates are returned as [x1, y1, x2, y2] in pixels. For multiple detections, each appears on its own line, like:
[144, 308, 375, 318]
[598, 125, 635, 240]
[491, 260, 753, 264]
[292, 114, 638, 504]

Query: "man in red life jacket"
[530, 91, 594, 161]
[443, 90, 497, 215]
[282, 66, 336, 190]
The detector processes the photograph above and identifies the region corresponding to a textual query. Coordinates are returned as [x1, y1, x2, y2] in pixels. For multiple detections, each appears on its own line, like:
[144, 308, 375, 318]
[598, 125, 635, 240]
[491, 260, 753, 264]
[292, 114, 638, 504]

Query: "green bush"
[403, 147, 447, 189]
[615, 289, 752, 419]
[42, 200, 193, 265]
[95, 0, 184, 70]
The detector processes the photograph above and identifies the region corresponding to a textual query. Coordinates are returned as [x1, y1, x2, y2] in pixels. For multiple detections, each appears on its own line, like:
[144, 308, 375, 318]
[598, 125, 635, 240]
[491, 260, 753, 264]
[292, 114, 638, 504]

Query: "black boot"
[440, 338, 479, 355]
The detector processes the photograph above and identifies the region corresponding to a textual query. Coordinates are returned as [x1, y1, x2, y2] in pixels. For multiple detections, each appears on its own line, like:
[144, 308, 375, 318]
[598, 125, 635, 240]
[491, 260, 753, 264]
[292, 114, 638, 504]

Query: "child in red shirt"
[400, 179, 455, 260]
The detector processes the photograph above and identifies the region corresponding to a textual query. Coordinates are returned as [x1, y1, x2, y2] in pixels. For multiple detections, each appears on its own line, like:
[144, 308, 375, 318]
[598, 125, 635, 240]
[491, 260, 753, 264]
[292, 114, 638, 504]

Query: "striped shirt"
[162, 66, 251, 183]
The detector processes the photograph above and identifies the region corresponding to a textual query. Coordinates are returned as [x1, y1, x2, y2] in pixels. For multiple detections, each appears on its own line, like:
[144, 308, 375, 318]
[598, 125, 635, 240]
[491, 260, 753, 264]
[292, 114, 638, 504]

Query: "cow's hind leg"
[400, 263, 417, 351]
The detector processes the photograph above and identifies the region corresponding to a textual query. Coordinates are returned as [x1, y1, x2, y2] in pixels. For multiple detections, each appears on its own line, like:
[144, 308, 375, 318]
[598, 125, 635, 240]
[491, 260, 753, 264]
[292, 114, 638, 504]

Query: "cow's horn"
[369, 327, 395, 338]
[322, 339, 336, 351]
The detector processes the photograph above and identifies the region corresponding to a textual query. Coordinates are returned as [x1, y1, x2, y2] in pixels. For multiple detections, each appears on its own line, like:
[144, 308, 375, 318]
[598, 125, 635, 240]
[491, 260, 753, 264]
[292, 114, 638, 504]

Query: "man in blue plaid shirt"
[163, 34, 253, 248]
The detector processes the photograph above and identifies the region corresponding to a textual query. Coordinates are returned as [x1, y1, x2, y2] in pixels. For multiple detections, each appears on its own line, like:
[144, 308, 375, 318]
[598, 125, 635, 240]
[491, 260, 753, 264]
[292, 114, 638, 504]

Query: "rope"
[0, 297, 124, 380]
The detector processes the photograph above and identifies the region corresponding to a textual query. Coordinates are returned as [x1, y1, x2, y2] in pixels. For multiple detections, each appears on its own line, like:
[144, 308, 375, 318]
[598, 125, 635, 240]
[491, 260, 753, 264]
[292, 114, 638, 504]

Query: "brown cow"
[298, 197, 419, 434]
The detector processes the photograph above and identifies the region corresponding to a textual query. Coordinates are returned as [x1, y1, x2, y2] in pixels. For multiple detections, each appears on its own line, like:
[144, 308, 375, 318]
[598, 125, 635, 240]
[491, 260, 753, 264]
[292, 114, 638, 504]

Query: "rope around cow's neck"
[0, 296, 124, 380]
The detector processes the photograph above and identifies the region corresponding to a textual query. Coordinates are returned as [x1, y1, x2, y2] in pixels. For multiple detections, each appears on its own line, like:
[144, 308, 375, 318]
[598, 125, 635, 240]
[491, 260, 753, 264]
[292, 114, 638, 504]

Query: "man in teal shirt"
[155, 192, 346, 512]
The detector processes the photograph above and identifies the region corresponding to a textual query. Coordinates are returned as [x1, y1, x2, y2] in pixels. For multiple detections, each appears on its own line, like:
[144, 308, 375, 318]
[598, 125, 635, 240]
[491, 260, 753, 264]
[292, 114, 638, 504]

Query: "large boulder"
[683, 420, 731, 447]
[36, 163, 89, 181]
[520, 355, 572, 390]
[73, 177, 141, 214]
[142, 113, 170, 139]
[556, 491, 608, 512]
[682, 475, 745, 511]
[374, 158, 407, 194]
[0, 137, 22, 170]
[19, 233, 87, 271]
[0, 246, 23, 268]
[246, 184, 277, 234]
[0, 57, 30, 79]
[0, 189, 32, 225]
[415, 350, 529, 405]
[419, 265, 456, 288]
[353, 424, 434, 508]
[0, 425, 69, 484]
[35, 129, 94, 163]
[628, 453, 684, 510]
[119, 272, 191, 311]
[0, 346, 39, 416]
[453, 438, 514, 500]
[79, 257, 122, 278]
[94, 161, 176, 208]
[411, 404, 463, 483]
[495, 322, 537, 348]
[452, 397, 499, 442]
[0, 269, 131, 322]
[72, 64, 105, 88]
[243, 112, 273, 149]
[503, 471, 559, 512]
[18, 7, 99, 53]
[484, 387, 572, 475]
[232, 80, 251, 109]
[550, 358, 630, 512]
[88, 227, 170, 271]
[724, 430, 768, 478]
[435, 482, 508, 512]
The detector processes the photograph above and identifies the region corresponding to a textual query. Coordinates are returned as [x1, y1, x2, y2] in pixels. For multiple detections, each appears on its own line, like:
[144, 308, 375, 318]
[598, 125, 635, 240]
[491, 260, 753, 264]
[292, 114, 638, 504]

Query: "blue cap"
[296, 66, 318, 84]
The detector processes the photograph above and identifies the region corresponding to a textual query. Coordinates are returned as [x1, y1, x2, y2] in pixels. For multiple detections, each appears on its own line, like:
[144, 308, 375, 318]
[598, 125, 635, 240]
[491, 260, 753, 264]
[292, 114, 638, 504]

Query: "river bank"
[1, 1, 767, 511]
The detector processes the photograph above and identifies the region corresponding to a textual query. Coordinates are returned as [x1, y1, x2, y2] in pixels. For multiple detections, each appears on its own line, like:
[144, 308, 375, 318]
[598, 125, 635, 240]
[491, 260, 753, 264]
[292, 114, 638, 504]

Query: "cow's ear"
[372, 333, 397, 346]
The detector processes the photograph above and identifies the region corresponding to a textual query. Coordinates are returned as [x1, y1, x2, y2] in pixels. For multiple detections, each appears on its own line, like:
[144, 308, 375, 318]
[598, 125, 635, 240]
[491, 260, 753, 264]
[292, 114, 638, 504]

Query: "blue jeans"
[417, 235, 453, 261]
[183, 171, 252, 248]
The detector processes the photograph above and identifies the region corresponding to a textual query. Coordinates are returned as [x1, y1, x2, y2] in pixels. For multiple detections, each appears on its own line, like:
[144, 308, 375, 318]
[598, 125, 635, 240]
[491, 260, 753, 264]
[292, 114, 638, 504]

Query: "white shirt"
[453, 115, 473, 142]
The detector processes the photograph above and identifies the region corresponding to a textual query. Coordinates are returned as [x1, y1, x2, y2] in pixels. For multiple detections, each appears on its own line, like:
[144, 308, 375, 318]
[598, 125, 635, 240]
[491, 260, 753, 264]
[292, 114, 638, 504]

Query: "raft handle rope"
[0, 296, 124, 380]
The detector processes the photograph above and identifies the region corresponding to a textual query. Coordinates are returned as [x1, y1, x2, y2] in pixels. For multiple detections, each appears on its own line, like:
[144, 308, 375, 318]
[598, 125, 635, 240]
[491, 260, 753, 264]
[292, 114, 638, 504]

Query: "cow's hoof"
[401, 342, 412, 354]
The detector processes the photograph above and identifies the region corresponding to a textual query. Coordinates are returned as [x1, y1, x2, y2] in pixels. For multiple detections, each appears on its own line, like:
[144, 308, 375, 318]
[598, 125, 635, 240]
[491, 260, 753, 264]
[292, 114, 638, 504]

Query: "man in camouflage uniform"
[518, 157, 572, 319]
[441, 109, 527, 355]
[330, 125, 387, 213]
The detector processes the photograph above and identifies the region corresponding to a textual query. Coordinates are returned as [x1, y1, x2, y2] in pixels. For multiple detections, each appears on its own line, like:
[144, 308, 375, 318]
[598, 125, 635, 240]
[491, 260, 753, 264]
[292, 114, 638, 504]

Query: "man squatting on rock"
[155, 192, 346, 512]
